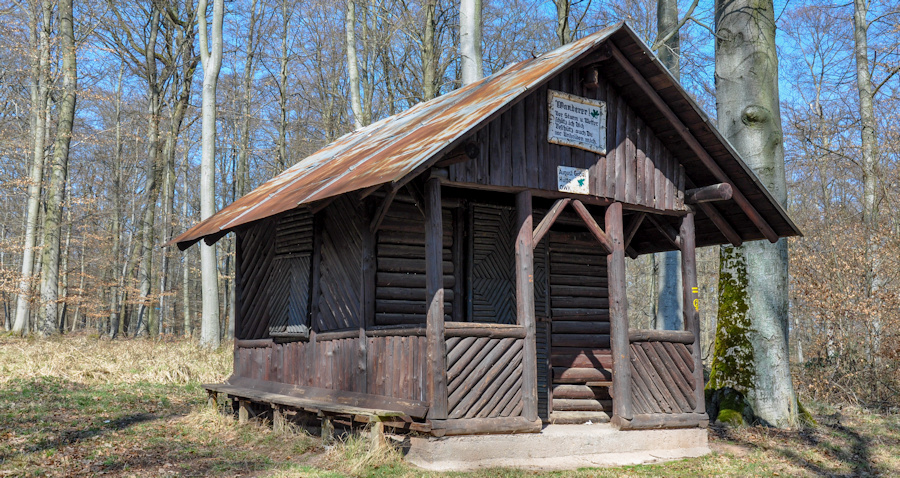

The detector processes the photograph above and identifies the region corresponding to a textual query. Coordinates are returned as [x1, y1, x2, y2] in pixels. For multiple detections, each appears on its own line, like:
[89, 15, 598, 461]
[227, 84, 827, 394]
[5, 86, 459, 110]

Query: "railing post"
[680, 211, 706, 415]
[516, 190, 538, 422]
[606, 202, 633, 425]
[425, 176, 448, 419]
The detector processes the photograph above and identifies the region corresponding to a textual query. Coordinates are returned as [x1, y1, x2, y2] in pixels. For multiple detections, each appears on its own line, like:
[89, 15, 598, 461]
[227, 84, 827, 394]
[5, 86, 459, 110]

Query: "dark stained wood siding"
[315, 196, 365, 331]
[235, 218, 276, 340]
[447, 66, 685, 211]
[232, 334, 428, 402]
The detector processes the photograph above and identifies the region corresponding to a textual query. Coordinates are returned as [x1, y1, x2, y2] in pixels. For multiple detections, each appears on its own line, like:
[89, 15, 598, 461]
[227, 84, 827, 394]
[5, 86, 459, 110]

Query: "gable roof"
[173, 22, 800, 251]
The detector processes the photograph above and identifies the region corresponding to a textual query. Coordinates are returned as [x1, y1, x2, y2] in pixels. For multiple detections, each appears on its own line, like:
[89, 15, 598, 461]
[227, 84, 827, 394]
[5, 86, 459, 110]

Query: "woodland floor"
[1, 335, 898, 477]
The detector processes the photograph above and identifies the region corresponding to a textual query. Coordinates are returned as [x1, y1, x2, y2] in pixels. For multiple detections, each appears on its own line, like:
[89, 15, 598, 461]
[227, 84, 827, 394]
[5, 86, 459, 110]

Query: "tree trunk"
[459, 0, 483, 86]
[346, 0, 364, 129]
[853, 0, 881, 359]
[653, 0, 683, 331]
[277, 0, 290, 171]
[198, 0, 224, 348]
[134, 6, 163, 337]
[554, 0, 571, 46]
[38, 0, 77, 337]
[108, 64, 124, 338]
[13, 0, 52, 335]
[709, 0, 797, 428]
[421, 0, 438, 100]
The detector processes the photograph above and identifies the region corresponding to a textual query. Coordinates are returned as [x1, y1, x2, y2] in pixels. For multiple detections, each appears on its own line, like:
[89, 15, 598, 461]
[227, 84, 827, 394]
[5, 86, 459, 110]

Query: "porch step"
[549, 411, 610, 424]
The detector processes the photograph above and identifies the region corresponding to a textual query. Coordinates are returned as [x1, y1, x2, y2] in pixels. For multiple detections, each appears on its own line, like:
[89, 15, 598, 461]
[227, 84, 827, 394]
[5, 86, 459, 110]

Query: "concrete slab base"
[404, 423, 709, 471]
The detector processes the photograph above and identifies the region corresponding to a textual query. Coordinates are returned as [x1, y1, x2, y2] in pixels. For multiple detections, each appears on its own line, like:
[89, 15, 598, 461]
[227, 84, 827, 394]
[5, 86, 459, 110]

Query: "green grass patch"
[1, 336, 899, 476]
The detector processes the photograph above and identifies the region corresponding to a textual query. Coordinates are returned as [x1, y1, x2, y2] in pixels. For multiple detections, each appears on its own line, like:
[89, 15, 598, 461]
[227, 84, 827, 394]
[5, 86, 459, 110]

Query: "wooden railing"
[623, 329, 707, 429]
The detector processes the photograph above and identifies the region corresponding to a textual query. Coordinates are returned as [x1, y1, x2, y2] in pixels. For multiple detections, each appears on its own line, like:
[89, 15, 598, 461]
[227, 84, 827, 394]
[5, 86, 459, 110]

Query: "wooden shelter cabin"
[176, 23, 800, 438]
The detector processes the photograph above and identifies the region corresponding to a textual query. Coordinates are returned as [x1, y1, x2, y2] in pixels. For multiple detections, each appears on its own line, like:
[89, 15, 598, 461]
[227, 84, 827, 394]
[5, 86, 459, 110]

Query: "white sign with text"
[557, 166, 590, 195]
[547, 90, 607, 154]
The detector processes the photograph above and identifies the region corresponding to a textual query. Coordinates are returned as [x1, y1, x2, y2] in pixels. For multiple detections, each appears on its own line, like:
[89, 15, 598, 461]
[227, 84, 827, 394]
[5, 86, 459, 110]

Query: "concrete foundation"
[404, 423, 709, 471]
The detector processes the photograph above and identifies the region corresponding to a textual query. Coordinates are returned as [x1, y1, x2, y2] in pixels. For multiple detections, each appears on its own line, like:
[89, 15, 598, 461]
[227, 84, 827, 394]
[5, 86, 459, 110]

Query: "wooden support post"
[680, 212, 706, 415]
[606, 202, 633, 424]
[273, 405, 285, 432]
[369, 416, 385, 446]
[320, 412, 334, 443]
[516, 190, 539, 422]
[238, 399, 250, 424]
[425, 176, 448, 419]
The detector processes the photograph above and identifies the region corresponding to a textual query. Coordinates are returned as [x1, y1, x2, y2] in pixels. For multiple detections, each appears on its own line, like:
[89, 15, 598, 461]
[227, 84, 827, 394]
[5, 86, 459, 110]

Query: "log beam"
[516, 190, 538, 422]
[685, 183, 732, 204]
[646, 215, 681, 250]
[532, 198, 570, 248]
[623, 213, 645, 249]
[680, 212, 706, 415]
[606, 202, 633, 423]
[608, 42, 779, 243]
[425, 177, 448, 419]
[572, 200, 613, 253]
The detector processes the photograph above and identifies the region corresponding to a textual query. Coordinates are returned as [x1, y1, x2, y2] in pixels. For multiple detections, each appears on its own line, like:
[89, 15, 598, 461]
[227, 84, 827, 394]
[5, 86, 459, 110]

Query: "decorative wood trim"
[608, 42, 778, 243]
[532, 198, 570, 248]
[645, 215, 681, 250]
[623, 213, 645, 249]
[571, 200, 613, 253]
[370, 189, 397, 233]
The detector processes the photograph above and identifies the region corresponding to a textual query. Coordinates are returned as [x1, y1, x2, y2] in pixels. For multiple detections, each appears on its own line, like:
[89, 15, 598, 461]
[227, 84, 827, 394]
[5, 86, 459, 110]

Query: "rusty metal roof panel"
[172, 23, 623, 249]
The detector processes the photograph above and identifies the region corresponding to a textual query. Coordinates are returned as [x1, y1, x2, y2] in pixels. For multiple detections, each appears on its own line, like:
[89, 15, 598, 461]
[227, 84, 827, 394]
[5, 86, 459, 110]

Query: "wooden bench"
[204, 377, 428, 440]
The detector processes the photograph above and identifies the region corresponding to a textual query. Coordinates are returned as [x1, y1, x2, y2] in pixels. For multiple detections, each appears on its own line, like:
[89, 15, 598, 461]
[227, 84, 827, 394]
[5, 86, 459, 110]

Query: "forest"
[1, 0, 900, 436]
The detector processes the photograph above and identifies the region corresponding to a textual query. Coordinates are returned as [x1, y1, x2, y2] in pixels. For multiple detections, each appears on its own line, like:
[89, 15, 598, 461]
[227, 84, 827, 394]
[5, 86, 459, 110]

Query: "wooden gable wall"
[447, 63, 685, 211]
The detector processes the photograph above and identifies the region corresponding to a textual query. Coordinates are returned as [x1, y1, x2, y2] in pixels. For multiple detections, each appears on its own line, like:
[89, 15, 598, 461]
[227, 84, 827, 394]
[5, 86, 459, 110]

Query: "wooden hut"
[175, 22, 800, 437]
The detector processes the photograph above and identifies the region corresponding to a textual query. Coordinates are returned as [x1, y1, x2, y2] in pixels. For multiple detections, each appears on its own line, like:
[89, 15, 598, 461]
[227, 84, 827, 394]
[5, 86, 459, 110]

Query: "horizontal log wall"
[628, 337, 697, 415]
[548, 231, 612, 415]
[447, 64, 685, 211]
[375, 197, 454, 325]
[446, 336, 525, 419]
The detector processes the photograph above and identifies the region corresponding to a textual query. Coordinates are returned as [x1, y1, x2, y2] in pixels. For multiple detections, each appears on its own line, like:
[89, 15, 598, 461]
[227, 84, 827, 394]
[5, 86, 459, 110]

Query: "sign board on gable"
[547, 90, 607, 154]
[558, 166, 589, 195]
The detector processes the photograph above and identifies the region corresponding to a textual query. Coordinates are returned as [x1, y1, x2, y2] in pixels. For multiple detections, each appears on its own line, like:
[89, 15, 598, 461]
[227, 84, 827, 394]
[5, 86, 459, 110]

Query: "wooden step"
[549, 411, 611, 424]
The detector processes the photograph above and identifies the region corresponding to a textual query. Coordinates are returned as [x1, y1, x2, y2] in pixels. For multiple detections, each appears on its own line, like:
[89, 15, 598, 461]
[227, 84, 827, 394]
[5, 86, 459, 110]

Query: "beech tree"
[707, 0, 798, 428]
[198, 0, 224, 348]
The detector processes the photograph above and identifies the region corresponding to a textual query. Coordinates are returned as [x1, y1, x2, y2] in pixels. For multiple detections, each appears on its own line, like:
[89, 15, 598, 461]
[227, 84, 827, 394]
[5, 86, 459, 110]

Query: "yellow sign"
[693, 298, 700, 311]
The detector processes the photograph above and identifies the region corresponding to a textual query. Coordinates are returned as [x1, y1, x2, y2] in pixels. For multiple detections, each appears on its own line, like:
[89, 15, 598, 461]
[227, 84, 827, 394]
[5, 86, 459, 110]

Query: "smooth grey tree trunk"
[709, 0, 797, 428]
[346, 0, 364, 129]
[421, 0, 438, 100]
[554, 0, 571, 46]
[38, 0, 77, 336]
[198, 0, 224, 348]
[653, 0, 682, 331]
[13, 0, 52, 335]
[853, 0, 881, 359]
[459, 0, 483, 85]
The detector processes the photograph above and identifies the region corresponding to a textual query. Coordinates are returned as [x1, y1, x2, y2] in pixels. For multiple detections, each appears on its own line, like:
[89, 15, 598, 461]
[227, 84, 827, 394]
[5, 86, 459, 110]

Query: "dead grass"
[1, 335, 899, 477]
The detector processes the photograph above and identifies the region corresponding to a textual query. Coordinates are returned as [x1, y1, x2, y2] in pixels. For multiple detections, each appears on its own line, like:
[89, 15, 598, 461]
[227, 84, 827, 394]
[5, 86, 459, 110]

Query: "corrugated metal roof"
[173, 22, 800, 250]
[173, 24, 623, 249]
